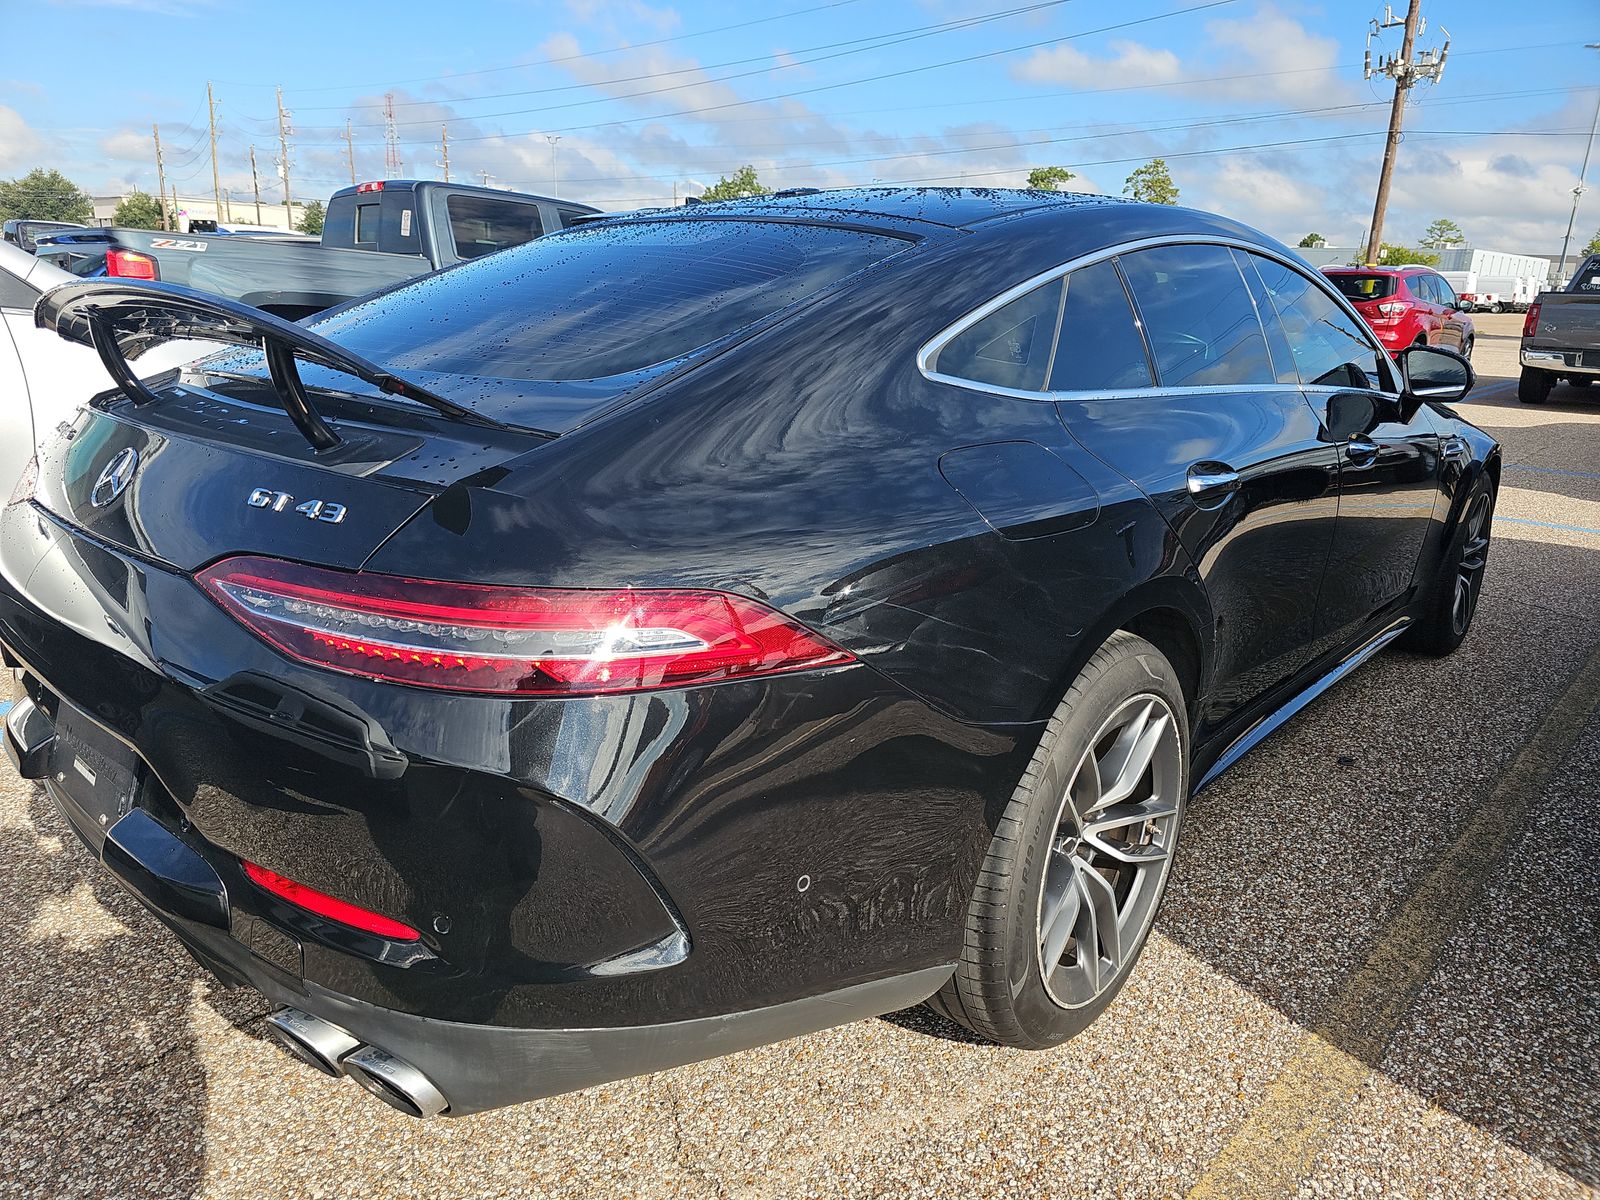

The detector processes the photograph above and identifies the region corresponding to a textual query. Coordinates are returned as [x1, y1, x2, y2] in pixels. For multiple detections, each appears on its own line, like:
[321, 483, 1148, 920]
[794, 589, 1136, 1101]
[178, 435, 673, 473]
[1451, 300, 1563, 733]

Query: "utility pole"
[1555, 43, 1600, 284]
[383, 93, 403, 177]
[1362, 1, 1450, 265]
[249, 145, 263, 224]
[477, 169, 493, 187]
[439, 125, 450, 182]
[275, 86, 294, 230]
[206, 81, 226, 225]
[343, 119, 357, 185]
[152, 123, 170, 231]
[546, 134, 562, 197]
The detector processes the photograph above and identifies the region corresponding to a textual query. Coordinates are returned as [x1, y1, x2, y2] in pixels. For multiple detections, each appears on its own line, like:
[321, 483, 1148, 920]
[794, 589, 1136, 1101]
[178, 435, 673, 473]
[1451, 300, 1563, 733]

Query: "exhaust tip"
[266, 1008, 361, 1077]
[342, 1046, 450, 1119]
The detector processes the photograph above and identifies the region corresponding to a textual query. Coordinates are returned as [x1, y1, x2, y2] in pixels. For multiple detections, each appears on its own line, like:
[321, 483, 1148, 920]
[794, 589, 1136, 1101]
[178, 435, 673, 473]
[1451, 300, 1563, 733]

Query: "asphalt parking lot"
[1, 312, 1596, 1199]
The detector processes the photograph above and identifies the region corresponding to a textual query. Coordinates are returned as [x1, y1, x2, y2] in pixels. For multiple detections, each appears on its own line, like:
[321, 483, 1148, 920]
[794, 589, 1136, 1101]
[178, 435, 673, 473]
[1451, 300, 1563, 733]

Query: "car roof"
[657, 187, 1135, 231]
[0, 238, 75, 297]
[1324, 265, 1436, 276]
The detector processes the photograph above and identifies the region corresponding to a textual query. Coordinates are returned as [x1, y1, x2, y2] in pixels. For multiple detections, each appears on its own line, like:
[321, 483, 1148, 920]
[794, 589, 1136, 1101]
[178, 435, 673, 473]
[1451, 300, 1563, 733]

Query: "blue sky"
[4, 0, 1596, 252]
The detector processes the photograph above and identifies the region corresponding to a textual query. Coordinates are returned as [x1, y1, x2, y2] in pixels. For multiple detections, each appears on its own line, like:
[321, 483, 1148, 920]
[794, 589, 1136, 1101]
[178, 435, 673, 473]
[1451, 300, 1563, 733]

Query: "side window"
[447, 194, 546, 260]
[1117, 243, 1275, 387]
[555, 206, 593, 229]
[1413, 274, 1437, 304]
[1232, 248, 1298, 385]
[1247, 254, 1389, 391]
[1048, 259, 1152, 391]
[934, 278, 1063, 392]
[1431, 274, 1457, 307]
[0, 271, 38, 309]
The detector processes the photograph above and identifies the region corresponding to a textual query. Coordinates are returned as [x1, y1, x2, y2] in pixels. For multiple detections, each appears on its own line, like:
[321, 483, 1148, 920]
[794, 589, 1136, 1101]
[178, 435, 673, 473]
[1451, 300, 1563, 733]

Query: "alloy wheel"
[1035, 694, 1183, 1009]
[1451, 490, 1492, 636]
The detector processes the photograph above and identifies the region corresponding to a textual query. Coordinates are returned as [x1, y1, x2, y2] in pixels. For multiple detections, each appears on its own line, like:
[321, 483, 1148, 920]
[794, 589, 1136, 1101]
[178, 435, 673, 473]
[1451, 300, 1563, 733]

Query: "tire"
[1403, 476, 1496, 657]
[930, 632, 1187, 1048]
[1462, 335, 1474, 360]
[1518, 368, 1554, 404]
[1489, 303, 1504, 314]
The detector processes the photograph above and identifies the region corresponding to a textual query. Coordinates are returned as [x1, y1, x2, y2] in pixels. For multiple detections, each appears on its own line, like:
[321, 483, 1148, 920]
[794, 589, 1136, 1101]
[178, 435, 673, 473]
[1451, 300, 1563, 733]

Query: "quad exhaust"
[266, 1008, 449, 1118]
[341, 1045, 450, 1118]
[265, 1008, 361, 1077]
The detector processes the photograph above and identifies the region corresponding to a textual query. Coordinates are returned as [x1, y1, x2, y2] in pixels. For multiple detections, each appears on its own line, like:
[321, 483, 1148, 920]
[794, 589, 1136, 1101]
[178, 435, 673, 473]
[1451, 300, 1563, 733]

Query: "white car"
[0, 241, 210, 499]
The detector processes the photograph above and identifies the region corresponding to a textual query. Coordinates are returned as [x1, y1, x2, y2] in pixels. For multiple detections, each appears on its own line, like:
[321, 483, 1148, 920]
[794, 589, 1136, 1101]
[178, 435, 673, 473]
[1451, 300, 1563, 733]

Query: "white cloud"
[101, 129, 151, 161]
[1013, 40, 1183, 89]
[0, 106, 43, 172]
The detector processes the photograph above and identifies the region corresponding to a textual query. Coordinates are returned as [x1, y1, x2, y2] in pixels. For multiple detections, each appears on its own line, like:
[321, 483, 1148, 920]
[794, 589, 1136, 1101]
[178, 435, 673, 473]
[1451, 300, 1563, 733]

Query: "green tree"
[1297, 232, 1326, 248]
[1377, 243, 1440, 267]
[699, 165, 769, 202]
[0, 168, 93, 223]
[297, 199, 325, 235]
[1583, 228, 1600, 258]
[112, 189, 164, 230]
[1026, 165, 1075, 191]
[1421, 217, 1465, 248]
[1123, 158, 1178, 205]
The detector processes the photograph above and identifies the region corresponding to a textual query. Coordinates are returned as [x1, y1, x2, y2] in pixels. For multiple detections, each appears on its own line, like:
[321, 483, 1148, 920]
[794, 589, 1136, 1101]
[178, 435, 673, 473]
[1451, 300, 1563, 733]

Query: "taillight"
[1377, 302, 1407, 316]
[196, 556, 855, 695]
[106, 248, 158, 280]
[242, 860, 421, 941]
[1522, 301, 1541, 338]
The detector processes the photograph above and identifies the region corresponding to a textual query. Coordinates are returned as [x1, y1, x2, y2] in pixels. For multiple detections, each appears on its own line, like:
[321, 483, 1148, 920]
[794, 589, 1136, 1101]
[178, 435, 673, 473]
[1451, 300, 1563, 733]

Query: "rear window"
[1327, 273, 1396, 302]
[312, 219, 909, 381]
[448, 194, 544, 259]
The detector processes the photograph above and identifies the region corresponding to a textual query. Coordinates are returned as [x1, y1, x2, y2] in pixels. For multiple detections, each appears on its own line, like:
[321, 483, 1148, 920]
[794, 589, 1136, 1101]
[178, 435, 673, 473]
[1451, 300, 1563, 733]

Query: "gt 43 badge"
[247, 487, 346, 523]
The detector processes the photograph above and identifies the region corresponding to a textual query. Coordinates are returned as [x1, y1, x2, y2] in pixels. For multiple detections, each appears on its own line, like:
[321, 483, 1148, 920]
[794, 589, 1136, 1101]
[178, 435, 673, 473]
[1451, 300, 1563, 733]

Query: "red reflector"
[355, 180, 385, 193]
[1522, 301, 1540, 339]
[106, 248, 158, 280]
[196, 556, 855, 696]
[242, 860, 421, 941]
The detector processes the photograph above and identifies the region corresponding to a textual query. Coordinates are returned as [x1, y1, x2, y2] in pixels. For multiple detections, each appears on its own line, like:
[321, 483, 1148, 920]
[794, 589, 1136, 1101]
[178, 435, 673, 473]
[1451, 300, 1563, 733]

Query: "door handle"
[1186, 462, 1241, 502]
[1345, 436, 1381, 468]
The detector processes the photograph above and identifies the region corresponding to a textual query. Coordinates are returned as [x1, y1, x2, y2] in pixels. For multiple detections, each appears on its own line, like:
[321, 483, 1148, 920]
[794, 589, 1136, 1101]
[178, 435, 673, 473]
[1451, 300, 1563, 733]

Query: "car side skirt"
[1195, 617, 1413, 792]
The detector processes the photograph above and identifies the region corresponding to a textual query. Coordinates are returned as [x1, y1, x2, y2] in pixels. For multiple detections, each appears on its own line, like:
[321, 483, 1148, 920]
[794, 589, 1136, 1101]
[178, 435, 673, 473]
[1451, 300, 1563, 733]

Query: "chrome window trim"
[917, 233, 1403, 400]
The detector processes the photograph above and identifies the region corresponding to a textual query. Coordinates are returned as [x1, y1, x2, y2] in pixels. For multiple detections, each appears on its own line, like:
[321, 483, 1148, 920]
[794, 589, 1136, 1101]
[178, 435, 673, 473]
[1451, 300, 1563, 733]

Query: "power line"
[301, 0, 1074, 114]
[213, 0, 873, 92]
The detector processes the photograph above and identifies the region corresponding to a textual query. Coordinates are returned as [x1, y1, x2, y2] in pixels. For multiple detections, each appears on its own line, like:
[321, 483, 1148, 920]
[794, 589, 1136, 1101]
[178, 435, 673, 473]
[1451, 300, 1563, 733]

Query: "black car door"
[1242, 252, 1440, 643]
[1052, 243, 1341, 740]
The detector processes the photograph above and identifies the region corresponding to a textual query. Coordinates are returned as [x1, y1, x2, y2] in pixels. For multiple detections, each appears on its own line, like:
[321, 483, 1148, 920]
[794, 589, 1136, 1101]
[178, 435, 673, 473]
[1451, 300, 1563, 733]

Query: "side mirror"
[1397, 344, 1474, 414]
[1455, 299, 1473, 312]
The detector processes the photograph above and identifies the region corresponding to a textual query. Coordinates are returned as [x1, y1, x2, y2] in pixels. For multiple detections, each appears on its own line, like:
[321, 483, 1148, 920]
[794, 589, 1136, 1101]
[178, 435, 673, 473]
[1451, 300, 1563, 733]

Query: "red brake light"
[196, 556, 855, 696]
[1522, 301, 1541, 338]
[243, 861, 420, 940]
[355, 181, 385, 193]
[106, 248, 158, 280]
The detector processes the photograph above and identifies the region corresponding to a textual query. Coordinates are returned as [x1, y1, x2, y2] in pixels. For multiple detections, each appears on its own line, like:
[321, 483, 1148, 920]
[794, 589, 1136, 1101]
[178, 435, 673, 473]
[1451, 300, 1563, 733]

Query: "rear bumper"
[0, 499, 1009, 1108]
[1522, 348, 1600, 376]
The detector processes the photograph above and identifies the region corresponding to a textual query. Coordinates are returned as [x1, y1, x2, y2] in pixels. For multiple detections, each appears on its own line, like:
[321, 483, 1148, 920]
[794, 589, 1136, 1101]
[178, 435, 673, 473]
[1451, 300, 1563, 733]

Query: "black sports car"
[1, 189, 1496, 1118]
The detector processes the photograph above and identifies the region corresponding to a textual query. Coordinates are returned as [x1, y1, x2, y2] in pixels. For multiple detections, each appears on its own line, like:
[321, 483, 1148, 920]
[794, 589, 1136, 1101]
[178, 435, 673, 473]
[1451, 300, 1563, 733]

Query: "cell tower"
[384, 93, 404, 177]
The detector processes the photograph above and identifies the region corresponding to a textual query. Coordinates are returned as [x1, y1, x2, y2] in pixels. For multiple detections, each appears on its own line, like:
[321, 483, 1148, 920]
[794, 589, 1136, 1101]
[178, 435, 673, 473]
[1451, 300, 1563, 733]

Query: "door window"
[447, 194, 546, 260]
[1411, 274, 1438, 305]
[1430, 274, 1457, 308]
[935, 278, 1064, 392]
[1117, 244, 1276, 387]
[1047, 259, 1152, 391]
[1246, 253, 1390, 391]
[0, 271, 39, 310]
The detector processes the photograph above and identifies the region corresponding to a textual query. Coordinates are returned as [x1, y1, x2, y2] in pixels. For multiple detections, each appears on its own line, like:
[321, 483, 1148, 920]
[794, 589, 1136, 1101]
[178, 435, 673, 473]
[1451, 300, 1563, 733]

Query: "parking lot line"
[1498, 515, 1600, 537]
[1183, 638, 1600, 1200]
[1505, 463, 1600, 482]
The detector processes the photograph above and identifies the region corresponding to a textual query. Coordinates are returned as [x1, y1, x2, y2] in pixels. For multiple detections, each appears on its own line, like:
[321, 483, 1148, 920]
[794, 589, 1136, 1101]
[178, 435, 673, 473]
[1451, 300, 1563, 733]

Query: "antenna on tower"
[384, 93, 404, 177]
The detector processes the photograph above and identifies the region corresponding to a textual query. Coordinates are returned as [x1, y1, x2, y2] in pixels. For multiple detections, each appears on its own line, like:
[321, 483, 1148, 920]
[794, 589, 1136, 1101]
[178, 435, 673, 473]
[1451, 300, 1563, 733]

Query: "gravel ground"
[1, 334, 1597, 1199]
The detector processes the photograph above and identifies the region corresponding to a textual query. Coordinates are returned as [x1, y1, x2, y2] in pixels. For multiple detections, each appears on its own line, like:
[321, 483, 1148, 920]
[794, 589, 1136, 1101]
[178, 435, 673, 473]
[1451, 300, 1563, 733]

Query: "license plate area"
[47, 703, 142, 841]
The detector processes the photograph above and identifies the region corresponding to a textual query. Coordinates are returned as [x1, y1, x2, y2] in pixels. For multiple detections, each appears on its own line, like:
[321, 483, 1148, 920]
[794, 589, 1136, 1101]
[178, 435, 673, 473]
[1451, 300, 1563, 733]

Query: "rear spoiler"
[35, 279, 505, 451]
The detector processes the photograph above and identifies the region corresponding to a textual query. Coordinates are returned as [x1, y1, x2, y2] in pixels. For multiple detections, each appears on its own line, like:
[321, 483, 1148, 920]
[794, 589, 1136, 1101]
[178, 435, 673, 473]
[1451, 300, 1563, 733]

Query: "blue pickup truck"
[32, 180, 598, 319]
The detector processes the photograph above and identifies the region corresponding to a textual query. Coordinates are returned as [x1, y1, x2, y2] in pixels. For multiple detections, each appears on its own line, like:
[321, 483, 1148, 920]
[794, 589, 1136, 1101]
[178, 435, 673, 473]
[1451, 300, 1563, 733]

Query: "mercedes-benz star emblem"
[90, 447, 139, 507]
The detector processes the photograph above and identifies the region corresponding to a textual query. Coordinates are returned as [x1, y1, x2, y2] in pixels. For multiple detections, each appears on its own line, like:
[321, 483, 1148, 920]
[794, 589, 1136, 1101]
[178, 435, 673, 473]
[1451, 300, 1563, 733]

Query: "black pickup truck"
[32, 181, 598, 319]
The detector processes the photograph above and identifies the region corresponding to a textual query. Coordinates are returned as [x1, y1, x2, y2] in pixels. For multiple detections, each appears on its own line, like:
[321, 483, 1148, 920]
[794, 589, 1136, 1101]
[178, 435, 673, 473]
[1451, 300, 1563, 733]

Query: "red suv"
[1323, 266, 1474, 359]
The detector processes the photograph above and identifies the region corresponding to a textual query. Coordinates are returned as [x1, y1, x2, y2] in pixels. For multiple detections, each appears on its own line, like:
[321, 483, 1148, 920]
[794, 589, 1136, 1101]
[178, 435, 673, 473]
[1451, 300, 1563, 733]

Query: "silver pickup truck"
[1520, 255, 1600, 403]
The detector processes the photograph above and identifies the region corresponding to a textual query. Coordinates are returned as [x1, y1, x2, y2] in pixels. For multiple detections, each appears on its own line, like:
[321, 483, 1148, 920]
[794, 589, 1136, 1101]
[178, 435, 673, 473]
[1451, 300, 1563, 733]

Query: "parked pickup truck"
[1520, 255, 1600, 403]
[31, 180, 599, 319]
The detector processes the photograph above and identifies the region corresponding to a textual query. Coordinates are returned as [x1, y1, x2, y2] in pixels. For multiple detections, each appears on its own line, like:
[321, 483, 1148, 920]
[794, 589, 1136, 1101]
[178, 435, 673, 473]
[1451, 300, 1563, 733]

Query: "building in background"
[89, 193, 308, 233]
